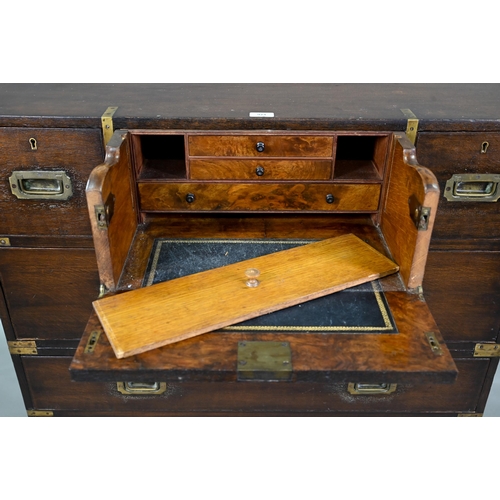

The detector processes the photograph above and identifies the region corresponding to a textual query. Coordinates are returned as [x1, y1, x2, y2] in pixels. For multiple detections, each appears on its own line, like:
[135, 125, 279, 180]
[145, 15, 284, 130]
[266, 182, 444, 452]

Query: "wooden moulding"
[381, 134, 440, 289]
[92, 234, 399, 359]
[86, 131, 137, 291]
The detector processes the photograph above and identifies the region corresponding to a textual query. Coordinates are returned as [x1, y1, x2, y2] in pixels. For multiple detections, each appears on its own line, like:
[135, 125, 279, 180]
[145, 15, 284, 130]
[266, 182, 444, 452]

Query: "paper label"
[249, 112, 275, 118]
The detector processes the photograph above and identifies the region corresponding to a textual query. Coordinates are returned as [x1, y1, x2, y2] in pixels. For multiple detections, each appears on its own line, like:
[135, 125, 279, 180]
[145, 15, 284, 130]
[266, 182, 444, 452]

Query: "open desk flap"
[91, 234, 399, 358]
[70, 233, 458, 384]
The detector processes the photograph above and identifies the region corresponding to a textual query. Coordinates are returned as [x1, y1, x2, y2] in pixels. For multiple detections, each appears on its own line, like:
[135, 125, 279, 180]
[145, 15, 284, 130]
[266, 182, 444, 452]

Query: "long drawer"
[23, 356, 488, 415]
[138, 182, 381, 212]
[0, 248, 99, 339]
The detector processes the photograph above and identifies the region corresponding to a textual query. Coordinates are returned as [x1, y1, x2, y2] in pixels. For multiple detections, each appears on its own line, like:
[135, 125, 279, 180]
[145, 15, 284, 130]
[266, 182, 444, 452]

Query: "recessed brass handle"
[444, 174, 500, 202]
[116, 382, 167, 395]
[9, 170, 73, 200]
[347, 383, 397, 395]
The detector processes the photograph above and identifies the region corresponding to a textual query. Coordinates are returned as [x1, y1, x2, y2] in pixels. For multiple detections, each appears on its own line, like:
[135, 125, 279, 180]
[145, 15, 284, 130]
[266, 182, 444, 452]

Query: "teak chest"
[1, 84, 499, 416]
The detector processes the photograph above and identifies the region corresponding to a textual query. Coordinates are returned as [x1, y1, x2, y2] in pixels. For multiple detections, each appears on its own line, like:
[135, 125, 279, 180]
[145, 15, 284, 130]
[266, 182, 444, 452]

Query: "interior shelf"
[137, 135, 187, 180]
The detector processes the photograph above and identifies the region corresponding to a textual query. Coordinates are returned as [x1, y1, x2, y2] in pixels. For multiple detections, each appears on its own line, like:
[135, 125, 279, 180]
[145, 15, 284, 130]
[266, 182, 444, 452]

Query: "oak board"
[93, 234, 399, 358]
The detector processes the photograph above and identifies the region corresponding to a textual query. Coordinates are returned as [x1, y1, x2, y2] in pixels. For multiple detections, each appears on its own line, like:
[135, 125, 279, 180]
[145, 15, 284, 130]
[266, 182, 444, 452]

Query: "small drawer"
[188, 135, 334, 157]
[417, 132, 500, 242]
[189, 159, 332, 180]
[138, 182, 381, 212]
[0, 128, 104, 237]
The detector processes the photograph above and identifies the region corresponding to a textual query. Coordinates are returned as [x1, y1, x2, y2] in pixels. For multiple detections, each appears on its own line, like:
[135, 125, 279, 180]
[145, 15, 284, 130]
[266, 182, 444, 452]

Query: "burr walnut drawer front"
[0, 127, 104, 237]
[24, 357, 487, 415]
[189, 159, 333, 180]
[137, 182, 381, 212]
[188, 135, 334, 157]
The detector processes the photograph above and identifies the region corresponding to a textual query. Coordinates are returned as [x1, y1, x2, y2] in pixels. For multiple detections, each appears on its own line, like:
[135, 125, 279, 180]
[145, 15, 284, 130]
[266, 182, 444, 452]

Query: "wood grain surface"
[381, 134, 440, 288]
[417, 132, 500, 243]
[189, 159, 332, 180]
[2, 84, 500, 131]
[0, 128, 104, 238]
[71, 291, 457, 384]
[34, 356, 477, 414]
[138, 182, 381, 212]
[188, 135, 334, 157]
[86, 131, 138, 290]
[93, 234, 399, 358]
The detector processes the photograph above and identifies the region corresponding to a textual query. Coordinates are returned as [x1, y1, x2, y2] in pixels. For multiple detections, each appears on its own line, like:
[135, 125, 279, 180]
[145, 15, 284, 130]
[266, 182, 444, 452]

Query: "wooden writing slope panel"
[93, 234, 399, 358]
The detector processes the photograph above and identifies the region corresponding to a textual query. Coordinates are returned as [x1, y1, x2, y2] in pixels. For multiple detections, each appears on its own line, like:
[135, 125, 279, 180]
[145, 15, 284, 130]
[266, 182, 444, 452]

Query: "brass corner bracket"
[400, 108, 419, 145]
[8, 340, 38, 355]
[474, 343, 500, 357]
[101, 106, 118, 145]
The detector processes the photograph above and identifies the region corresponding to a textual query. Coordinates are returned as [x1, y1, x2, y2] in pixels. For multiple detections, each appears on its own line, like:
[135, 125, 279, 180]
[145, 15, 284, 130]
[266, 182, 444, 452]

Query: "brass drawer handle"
[117, 382, 167, 395]
[256, 141, 265, 153]
[9, 170, 73, 200]
[444, 174, 500, 202]
[347, 383, 397, 395]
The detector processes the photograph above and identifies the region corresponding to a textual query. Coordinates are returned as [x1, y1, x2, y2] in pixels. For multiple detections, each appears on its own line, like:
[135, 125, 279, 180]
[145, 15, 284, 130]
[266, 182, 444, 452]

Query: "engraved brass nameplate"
[237, 341, 292, 381]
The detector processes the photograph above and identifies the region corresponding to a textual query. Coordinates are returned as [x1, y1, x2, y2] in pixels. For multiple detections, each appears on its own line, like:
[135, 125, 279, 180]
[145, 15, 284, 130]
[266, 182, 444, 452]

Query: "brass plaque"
[237, 341, 292, 381]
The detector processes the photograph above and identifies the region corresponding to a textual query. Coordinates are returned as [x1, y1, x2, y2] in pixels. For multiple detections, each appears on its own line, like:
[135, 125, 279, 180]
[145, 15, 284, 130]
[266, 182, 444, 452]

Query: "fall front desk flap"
[92, 234, 400, 359]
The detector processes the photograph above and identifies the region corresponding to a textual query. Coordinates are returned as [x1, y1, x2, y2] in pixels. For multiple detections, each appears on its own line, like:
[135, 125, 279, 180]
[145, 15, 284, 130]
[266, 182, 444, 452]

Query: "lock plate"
[237, 341, 292, 381]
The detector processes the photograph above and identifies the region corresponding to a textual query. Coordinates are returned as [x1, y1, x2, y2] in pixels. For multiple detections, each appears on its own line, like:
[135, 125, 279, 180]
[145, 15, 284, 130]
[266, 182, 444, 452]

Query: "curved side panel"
[381, 134, 440, 289]
[86, 131, 137, 291]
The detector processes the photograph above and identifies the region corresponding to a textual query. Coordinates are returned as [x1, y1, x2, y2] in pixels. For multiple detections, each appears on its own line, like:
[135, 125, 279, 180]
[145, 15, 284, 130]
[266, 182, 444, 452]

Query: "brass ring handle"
[117, 382, 167, 395]
[444, 174, 500, 202]
[9, 170, 73, 200]
[347, 383, 397, 395]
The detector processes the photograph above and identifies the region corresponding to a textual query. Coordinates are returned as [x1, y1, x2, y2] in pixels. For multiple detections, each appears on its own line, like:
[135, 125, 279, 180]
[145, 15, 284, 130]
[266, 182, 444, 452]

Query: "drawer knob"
[326, 194, 334, 204]
[255, 166, 265, 176]
[256, 141, 265, 153]
[186, 193, 195, 203]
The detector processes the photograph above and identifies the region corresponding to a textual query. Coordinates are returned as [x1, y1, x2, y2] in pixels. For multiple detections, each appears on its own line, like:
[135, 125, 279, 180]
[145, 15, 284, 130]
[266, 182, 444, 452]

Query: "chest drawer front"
[188, 135, 334, 157]
[138, 182, 381, 212]
[189, 159, 332, 180]
[0, 128, 104, 237]
[417, 132, 500, 242]
[25, 357, 485, 414]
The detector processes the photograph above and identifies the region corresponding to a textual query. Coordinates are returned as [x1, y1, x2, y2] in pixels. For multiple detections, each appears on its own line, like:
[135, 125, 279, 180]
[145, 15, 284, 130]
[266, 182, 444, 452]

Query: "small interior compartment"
[334, 135, 388, 181]
[136, 135, 186, 180]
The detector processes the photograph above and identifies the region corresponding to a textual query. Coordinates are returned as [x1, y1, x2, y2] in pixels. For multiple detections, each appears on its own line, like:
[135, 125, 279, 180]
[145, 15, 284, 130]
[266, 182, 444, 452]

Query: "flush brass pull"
[444, 174, 500, 202]
[347, 383, 397, 395]
[9, 170, 73, 200]
[117, 382, 167, 395]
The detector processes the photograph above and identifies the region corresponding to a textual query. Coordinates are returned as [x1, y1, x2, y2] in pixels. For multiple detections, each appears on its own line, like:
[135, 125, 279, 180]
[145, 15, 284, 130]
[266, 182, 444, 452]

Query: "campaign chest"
[1, 84, 499, 416]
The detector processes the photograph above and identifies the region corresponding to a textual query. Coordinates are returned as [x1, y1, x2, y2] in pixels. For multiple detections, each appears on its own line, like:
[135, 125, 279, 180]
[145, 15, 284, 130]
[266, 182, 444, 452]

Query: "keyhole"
[29, 138, 37, 150]
[481, 141, 489, 154]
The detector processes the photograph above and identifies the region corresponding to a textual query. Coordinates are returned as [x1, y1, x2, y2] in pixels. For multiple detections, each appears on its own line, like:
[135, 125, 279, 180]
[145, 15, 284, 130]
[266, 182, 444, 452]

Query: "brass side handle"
[444, 174, 500, 202]
[347, 383, 397, 395]
[116, 382, 167, 395]
[9, 170, 73, 200]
